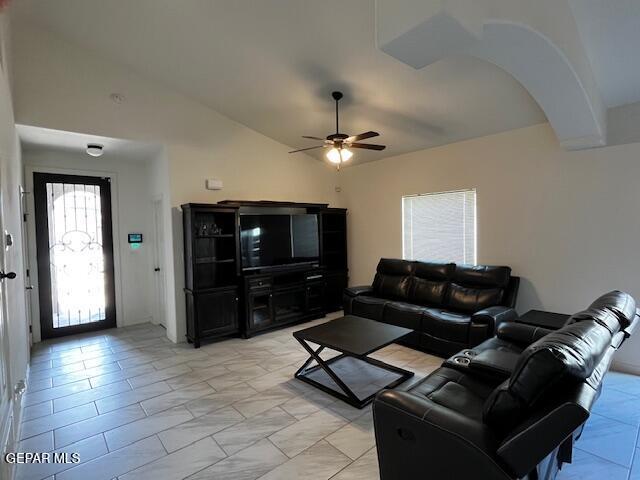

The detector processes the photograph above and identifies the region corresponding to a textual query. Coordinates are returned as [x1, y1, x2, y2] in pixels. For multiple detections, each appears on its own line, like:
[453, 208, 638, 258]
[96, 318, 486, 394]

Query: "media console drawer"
[305, 273, 324, 282]
[248, 277, 272, 290]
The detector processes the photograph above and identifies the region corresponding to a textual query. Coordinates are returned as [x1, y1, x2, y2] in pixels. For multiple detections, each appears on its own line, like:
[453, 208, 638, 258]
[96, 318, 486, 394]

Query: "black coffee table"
[293, 315, 414, 409]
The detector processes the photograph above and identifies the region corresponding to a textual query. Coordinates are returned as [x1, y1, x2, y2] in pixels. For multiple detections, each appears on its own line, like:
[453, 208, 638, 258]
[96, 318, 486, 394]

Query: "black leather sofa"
[372, 290, 638, 480]
[344, 259, 520, 357]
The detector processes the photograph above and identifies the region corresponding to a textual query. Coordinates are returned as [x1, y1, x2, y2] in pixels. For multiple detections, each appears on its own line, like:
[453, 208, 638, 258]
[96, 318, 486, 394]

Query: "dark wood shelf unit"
[218, 199, 329, 209]
[195, 258, 236, 265]
[319, 208, 348, 312]
[243, 267, 326, 338]
[195, 234, 235, 239]
[182, 203, 241, 347]
[182, 201, 349, 346]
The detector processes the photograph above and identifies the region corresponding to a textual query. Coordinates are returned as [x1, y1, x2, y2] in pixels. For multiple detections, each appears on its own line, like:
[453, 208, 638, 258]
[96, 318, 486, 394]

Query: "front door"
[33, 173, 116, 339]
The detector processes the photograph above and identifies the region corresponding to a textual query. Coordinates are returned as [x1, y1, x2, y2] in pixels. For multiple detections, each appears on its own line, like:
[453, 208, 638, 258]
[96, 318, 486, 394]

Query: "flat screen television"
[240, 214, 319, 270]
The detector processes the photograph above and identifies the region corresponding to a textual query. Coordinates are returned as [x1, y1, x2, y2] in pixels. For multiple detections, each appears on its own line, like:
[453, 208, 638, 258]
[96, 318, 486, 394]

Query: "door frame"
[33, 172, 117, 339]
[152, 195, 166, 327]
[0, 170, 14, 480]
[25, 165, 124, 342]
[19, 185, 33, 346]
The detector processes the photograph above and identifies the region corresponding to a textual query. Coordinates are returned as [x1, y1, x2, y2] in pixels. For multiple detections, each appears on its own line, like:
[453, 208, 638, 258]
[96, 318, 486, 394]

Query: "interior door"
[152, 198, 166, 327]
[33, 173, 116, 339]
[0, 183, 14, 480]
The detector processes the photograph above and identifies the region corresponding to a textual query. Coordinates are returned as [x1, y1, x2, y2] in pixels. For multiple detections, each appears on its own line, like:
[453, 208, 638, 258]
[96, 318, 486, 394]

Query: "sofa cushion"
[414, 261, 454, 281]
[484, 320, 612, 434]
[589, 290, 636, 329]
[411, 278, 448, 306]
[454, 264, 511, 288]
[447, 283, 504, 313]
[409, 261, 454, 306]
[409, 367, 495, 421]
[567, 307, 621, 335]
[384, 302, 423, 330]
[422, 308, 471, 343]
[510, 321, 611, 406]
[376, 258, 414, 276]
[482, 381, 522, 434]
[351, 296, 387, 321]
[372, 258, 413, 300]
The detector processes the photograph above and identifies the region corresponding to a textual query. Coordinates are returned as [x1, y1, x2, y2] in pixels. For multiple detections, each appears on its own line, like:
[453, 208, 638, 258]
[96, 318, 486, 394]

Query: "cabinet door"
[324, 272, 348, 312]
[306, 282, 325, 314]
[273, 287, 306, 322]
[196, 290, 239, 337]
[248, 290, 274, 331]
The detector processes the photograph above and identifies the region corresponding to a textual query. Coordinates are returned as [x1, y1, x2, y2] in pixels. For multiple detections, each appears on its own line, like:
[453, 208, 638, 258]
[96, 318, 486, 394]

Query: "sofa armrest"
[471, 306, 519, 332]
[344, 285, 374, 298]
[496, 322, 553, 346]
[373, 390, 510, 480]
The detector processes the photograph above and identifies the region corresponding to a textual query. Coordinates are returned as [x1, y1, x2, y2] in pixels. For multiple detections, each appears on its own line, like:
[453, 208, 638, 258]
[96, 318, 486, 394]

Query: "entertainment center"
[182, 200, 347, 347]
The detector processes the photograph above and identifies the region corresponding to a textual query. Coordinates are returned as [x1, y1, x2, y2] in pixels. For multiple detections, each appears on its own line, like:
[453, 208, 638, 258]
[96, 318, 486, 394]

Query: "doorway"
[153, 197, 166, 327]
[33, 173, 116, 339]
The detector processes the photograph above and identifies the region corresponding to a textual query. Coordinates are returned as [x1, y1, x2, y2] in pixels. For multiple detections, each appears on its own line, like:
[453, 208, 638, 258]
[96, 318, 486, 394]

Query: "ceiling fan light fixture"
[327, 147, 352, 164]
[290, 91, 385, 167]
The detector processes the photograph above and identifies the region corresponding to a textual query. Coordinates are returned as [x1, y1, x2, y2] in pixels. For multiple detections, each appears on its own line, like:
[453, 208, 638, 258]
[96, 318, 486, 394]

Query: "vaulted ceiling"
[11, 0, 640, 163]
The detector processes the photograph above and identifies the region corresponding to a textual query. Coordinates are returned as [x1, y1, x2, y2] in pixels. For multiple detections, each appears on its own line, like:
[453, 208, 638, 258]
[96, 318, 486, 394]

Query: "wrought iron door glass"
[46, 182, 106, 328]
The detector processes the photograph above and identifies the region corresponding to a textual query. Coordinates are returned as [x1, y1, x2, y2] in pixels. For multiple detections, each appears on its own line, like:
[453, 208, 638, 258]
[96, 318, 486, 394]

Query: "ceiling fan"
[289, 91, 386, 169]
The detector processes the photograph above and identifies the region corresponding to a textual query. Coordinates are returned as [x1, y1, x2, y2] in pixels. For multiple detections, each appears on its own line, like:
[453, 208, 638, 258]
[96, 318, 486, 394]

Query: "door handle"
[154, 268, 161, 272]
[14, 380, 26, 397]
[0, 271, 16, 280]
[26, 285, 34, 290]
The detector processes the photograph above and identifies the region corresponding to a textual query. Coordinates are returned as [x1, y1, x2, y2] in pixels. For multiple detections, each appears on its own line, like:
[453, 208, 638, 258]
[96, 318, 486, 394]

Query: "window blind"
[402, 189, 476, 264]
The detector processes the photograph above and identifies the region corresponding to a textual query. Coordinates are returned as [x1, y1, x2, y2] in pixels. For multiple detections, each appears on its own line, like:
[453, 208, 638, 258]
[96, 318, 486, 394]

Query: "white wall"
[339, 123, 640, 373]
[0, 10, 29, 477]
[22, 147, 157, 341]
[12, 22, 339, 343]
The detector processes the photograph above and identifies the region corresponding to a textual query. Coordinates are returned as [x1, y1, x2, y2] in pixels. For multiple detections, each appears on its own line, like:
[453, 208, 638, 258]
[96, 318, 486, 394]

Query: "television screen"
[240, 214, 319, 269]
[291, 214, 320, 261]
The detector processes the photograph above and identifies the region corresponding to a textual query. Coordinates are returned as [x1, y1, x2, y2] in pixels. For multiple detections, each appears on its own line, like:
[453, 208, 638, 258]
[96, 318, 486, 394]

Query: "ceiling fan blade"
[288, 145, 325, 153]
[349, 143, 386, 151]
[345, 131, 379, 143]
[302, 135, 325, 141]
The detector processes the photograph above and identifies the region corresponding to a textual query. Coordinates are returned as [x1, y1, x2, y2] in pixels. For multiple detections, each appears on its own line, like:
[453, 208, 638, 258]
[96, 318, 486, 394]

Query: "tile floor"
[13, 313, 640, 480]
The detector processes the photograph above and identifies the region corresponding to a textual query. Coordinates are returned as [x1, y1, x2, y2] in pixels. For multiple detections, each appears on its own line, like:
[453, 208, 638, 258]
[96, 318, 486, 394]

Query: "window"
[402, 189, 476, 264]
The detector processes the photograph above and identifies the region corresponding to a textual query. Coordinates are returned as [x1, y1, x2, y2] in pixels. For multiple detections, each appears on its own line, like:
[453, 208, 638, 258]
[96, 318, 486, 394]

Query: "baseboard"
[119, 316, 154, 327]
[611, 360, 640, 376]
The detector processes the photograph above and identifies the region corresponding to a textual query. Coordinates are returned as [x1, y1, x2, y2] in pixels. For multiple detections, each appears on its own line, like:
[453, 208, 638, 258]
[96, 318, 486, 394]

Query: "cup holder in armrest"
[453, 356, 471, 366]
[444, 349, 477, 370]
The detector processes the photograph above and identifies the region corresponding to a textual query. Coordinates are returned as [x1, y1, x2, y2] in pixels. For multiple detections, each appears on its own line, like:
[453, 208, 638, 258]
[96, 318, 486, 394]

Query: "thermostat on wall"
[128, 233, 143, 251]
[206, 178, 223, 190]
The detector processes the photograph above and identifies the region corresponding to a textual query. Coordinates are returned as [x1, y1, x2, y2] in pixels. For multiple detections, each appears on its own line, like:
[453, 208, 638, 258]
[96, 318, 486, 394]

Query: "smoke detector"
[109, 93, 125, 104]
[86, 144, 104, 157]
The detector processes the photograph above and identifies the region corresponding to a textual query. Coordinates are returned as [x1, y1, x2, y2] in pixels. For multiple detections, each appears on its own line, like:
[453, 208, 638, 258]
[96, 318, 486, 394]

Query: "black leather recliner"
[344, 258, 520, 357]
[372, 290, 638, 480]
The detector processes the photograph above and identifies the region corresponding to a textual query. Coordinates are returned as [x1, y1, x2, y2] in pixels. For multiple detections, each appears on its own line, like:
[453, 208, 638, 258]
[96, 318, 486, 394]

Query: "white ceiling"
[12, 0, 547, 163]
[570, 0, 640, 108]
[18, 124, 162, 162]
[13, 1, 639, 162]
